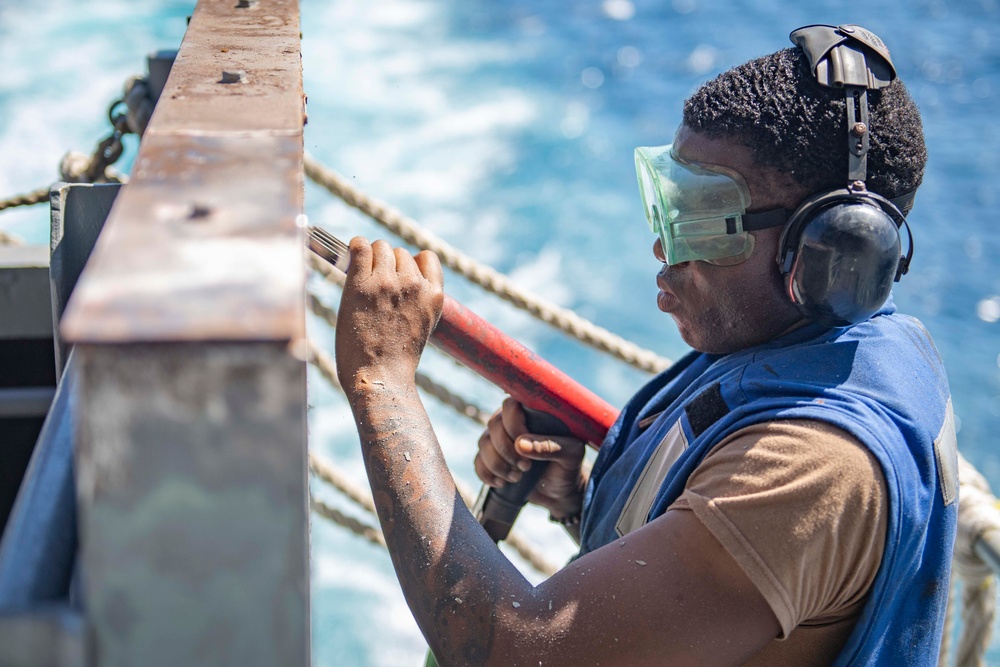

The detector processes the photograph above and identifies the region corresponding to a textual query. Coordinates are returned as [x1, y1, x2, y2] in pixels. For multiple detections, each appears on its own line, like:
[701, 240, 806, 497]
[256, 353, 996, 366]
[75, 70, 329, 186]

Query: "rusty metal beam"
[61, 0, 306, 343]
[58, 1, 309, 665]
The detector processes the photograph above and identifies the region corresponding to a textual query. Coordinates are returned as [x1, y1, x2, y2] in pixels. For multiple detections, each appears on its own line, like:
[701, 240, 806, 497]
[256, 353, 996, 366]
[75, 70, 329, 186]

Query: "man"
[334, 25, 957, 666]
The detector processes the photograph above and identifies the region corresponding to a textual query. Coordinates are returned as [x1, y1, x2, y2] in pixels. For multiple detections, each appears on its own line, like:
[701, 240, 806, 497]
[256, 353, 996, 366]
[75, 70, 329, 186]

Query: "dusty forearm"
[349, 384, 533, 665]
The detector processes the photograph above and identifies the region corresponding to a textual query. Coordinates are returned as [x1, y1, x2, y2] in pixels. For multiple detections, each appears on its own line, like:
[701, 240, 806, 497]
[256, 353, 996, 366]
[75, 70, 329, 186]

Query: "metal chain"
[1, 77, 151, 216]
[79, 97, 131, 184]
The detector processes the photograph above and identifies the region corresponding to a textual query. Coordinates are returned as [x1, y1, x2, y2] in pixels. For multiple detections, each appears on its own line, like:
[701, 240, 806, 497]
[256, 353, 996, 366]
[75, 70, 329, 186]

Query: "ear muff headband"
[780, 24, 917, 327]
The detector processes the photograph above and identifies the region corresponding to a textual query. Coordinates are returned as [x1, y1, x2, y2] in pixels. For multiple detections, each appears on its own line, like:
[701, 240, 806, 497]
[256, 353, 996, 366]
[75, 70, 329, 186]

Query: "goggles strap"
[742, 208, 790, 230]
[740, 188, 916, 235]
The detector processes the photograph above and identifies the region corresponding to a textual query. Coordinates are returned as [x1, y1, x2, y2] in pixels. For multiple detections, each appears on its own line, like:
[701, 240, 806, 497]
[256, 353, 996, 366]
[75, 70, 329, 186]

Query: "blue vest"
[580, 303, 958, 665]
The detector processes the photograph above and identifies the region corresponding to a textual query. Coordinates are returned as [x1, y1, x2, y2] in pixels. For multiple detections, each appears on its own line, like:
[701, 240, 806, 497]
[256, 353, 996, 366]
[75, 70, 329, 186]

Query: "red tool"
[308, 227, 620, 540]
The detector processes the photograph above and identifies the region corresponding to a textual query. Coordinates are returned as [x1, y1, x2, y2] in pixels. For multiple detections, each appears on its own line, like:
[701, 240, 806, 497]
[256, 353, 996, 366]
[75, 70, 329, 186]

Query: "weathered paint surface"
[49, 183, 121, 374]
[61, 0, 305, 344]
[75, 344, 308, 667]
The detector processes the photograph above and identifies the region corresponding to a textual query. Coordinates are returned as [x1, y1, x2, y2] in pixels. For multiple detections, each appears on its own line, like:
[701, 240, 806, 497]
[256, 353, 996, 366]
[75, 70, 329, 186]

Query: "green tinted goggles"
[634, 145, 788, 266]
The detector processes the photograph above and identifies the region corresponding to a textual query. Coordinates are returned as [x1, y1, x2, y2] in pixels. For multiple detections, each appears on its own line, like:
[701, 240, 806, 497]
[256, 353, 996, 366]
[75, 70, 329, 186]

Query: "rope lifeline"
[0, 187, 50, 214]
[310, 497, 386, 549]
[304, 155, 671, 375]
[0, 228, 27, 246]
[308, 449, 558, 577]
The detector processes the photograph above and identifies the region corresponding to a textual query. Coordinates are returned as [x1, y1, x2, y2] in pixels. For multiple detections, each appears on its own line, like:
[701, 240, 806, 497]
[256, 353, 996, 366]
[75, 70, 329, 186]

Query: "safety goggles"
[634, 144, 788, 266]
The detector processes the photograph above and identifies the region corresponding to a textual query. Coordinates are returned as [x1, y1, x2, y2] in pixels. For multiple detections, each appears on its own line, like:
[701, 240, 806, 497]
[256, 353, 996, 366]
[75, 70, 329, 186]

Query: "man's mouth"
[656, 269, 679, 312]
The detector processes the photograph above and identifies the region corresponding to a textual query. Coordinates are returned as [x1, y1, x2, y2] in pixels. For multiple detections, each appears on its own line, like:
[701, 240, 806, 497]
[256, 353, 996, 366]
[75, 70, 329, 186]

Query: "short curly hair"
[683, 47, 926, 201]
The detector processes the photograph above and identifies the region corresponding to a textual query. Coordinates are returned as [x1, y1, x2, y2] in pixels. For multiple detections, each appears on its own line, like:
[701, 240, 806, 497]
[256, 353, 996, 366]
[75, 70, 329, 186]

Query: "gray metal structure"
[0, 354, 83, 667]
[50, 183, 122, 377]
[0, 0, 309, 664]
[0, 244, 56, 535]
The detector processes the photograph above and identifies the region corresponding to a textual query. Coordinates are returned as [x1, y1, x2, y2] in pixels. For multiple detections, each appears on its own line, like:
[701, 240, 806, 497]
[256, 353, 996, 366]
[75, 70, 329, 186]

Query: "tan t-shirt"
[666, 419, 888, 666]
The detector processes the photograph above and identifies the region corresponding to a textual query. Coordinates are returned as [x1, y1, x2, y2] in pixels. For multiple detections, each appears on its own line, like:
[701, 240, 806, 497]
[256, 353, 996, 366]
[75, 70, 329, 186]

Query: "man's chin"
[672, 317, 700, 350]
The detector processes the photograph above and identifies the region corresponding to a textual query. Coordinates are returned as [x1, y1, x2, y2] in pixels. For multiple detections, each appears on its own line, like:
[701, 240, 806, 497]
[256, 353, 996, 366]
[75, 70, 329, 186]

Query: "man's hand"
[475, 397, 587, 522]
[334, 237, 444, 402]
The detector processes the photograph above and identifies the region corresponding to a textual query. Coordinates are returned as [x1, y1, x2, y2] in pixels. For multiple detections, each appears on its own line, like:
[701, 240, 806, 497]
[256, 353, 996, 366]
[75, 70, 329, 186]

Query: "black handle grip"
[474, 408, 572, 542]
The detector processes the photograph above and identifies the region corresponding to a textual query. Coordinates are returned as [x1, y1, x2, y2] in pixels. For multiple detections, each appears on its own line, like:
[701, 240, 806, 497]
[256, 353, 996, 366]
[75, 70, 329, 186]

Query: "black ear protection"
[777, 24, 916, 328]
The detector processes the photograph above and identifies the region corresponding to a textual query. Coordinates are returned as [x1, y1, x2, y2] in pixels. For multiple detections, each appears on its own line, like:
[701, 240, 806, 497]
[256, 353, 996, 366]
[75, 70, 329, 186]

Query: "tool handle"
[307, 226, 617, 445]
[431, 296, 616, 543]
[432, 295, 617, 445]
[473, 408, 571, 542]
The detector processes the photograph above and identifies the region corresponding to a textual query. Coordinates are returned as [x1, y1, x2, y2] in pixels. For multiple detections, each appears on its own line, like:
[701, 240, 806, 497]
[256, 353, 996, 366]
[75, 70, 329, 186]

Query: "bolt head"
[851, 122, 868, 137]
[188, 203, 213, 220]
[220, 70, 246, 84]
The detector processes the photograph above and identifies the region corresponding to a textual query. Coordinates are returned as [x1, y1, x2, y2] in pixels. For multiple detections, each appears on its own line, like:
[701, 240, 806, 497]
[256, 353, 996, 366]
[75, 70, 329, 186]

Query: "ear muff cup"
[777, 189, 906, 328]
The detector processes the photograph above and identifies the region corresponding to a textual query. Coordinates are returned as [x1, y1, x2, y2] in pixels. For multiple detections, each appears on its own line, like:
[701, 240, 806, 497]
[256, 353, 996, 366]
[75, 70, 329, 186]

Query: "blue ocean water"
[2, 0, 1000, 664]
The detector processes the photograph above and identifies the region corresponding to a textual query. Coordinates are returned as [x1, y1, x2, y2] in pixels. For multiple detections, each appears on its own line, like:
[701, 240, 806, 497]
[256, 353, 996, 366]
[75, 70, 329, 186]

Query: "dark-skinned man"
[334, 24, 957, 666]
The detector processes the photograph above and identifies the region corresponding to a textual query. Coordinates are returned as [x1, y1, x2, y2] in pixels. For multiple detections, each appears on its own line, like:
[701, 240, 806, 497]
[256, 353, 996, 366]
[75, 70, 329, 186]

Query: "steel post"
[59, 1, 308, 665]
[49, 183, 121, 377]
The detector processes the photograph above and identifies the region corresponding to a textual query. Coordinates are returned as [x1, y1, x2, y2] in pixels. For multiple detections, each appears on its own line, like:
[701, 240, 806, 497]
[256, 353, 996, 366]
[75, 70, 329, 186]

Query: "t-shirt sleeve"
[667, 419, 887, 638]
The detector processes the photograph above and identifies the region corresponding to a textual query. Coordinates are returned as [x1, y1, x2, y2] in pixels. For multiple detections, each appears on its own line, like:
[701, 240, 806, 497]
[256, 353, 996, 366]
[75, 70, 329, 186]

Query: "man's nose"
[653, 237, 666, 263]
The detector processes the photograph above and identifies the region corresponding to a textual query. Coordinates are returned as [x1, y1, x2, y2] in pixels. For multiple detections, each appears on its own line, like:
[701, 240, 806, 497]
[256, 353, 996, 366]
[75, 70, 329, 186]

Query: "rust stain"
[61, 0, 304, 344]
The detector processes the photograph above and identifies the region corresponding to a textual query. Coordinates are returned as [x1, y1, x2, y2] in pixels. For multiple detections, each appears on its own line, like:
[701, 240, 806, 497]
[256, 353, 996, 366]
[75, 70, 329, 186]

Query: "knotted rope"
[0, 229, 26, 246]
[944, 453, 1000, 667]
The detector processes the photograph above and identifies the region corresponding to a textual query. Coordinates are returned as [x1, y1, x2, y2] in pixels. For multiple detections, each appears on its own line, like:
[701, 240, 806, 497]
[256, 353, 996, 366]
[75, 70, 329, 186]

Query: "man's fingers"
[474, 454, 505, 488]
[414, 250, 443, 286]
[500, 397, 529, 442]
[476, 430, 526, 485]
[347, 236, 372, 277]
[370, 239, 397, 272]
[486, 412, 529, 476]
[514, 435, 585, 470]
